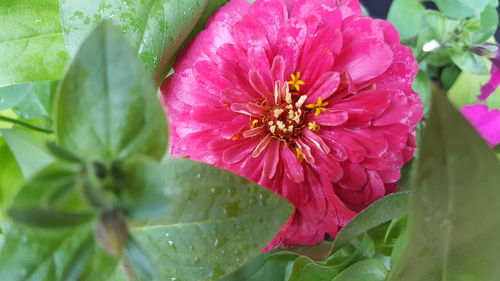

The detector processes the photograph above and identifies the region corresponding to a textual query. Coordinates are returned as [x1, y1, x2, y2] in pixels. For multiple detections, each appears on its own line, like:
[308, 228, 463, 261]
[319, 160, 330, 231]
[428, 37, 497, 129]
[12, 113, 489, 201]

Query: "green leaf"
[0, 0, 69, 86]
[0, 224, 119, 281]
[448, 71, 500, 109]
[440, 65, 461, 90]
[331, 259, 387, 281]
[119, 155, 172, 219]
[7, 163, 94, 228]
[287, 235, 378, 281]
[450, 50, 489, 75]
[417, 11, 458, 67]
[432, 0, 490, 19]
[55, 21, 168, 162]
[412, 71, 431, 116]
[0, 128, 53, 178]
[131, 158, 293, 281]
[0, 83, 32, 111]
[220, 252, 295, 281]
[387, 0, 426, 40]
[59, 0, 229, 85]
[331, 192, 409, 253]
[284, 241, 334, 261]
[12, 81, 52, 120]
[475, 5, 499, 43]
[288, 256, 340, 281]
[388, 91, 500, 281]
[0, 138, 23, 209]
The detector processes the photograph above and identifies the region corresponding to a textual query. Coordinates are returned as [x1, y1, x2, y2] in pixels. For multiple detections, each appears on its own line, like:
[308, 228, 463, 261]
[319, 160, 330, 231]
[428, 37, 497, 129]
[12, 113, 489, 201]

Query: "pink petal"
[335, 38, 393, 83]
[312, 110, 348, 127]
[479, 66, 500, 101]
[281, 144, 305, 183]
[462, 104, 500, 147]
[306, 72, 340, 103]
[262, 140, 281, 179]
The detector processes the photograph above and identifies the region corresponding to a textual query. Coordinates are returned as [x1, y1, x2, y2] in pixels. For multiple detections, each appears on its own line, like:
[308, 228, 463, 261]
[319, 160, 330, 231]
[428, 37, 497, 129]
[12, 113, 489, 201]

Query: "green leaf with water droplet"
[0, 223, 119, 281]
[129, 158, 293, 281]
[0, 0, 69, 87]
[59, 0, 230, 86]
[387, 90, 500, 281]
[55, 21, 168, 161]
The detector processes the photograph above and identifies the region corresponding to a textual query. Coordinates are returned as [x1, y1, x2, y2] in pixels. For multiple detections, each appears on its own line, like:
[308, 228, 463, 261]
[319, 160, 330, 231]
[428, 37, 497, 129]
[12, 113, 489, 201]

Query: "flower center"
[263, 94, 308, 141]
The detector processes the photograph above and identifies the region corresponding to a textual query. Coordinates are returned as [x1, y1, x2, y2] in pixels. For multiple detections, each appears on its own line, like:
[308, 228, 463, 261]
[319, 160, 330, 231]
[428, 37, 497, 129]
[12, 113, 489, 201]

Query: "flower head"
[462, 104, 500, 147]
[161, 0, 422, 250]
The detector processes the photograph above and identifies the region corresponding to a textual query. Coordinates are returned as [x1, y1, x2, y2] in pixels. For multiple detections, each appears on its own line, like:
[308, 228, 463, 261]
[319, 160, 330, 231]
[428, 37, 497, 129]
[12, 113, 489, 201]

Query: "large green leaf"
[131, 158, 293, 281]
[0, 128, 53, 178]
[59, 0, 229, 85]
[0, 0, 69, 86]
[55, 21, 167, 162]
[388, 91, 500, 281]
[331, 192, 409, 253]
[0, 224, 119, 281]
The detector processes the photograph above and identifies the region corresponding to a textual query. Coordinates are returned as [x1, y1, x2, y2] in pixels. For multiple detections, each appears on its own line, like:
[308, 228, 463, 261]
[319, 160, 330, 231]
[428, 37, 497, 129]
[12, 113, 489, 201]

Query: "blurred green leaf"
[417, 11, 458, 67]
[55, 21, 167, 162]
[440, 65, 461, 90]
[0, 224, 119, 281]
[12, 82, 52, 120]
[59, 0, 230, 85]
[0, 0, 69, 86]
[331, 192, 409, 253]
[475, 5, 499, 43]
[220, 252, 295, 281]
[118, 155, 172, 219]
[413, 71, 432, 116]
[131, 158, 293, 281]
[0, 84, 32, 111]
[331, 259, 387, 281]
[450, 50, 489, 75]
[7, 163, 94, 228]
[432, 0, 490, 19]
[0, 128, 53, 178]
[387, 0, 426, 40]
[388, 91, 500, 281]
[0, 138, 23, 209]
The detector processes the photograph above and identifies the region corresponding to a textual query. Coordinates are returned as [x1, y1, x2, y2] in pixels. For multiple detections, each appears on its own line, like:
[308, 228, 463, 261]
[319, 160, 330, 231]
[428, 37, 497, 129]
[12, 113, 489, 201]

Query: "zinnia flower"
[462, 104, 500, 147]
[161, 0, 422, 250]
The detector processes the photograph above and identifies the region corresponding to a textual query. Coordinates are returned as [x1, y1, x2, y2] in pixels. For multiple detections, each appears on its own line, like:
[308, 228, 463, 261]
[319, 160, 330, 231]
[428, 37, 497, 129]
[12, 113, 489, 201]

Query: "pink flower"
[462, 104, 500, 147]
[161, 0, 422, 250]
[474, 44, 500, 101]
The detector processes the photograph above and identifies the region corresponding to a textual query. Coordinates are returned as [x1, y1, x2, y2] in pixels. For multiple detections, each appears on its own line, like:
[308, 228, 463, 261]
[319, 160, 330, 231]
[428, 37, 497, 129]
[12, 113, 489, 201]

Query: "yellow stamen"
[288, 72, 305, 92]
[250, 119, 259, 128]
[308, 121, 320, 132]
[306, 97, 329, 116]
[295, 147, 305, 163]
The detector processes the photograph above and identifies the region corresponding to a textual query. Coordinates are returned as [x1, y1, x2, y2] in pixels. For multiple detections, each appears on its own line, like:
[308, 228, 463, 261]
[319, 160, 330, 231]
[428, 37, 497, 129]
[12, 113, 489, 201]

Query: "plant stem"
[0, 115, 53, 134]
